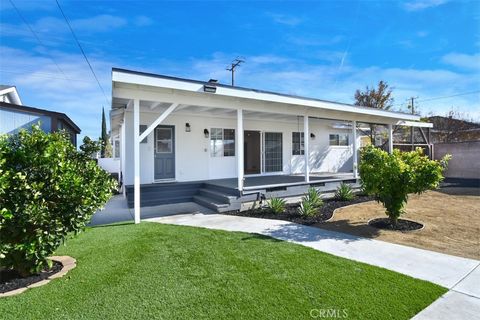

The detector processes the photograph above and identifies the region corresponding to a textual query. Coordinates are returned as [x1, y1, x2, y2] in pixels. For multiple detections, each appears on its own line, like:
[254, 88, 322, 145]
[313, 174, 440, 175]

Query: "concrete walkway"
[147, 213, 480, 320]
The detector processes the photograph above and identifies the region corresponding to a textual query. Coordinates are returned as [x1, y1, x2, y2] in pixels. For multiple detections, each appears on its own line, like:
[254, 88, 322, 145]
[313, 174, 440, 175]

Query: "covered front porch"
[124, 172, 357, 212]
[111, 68, 424, 223]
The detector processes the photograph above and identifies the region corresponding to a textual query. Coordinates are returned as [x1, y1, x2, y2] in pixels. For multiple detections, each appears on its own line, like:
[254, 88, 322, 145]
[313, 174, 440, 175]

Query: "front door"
[154, 125, 175, 180]
[244, 130, 261, 174]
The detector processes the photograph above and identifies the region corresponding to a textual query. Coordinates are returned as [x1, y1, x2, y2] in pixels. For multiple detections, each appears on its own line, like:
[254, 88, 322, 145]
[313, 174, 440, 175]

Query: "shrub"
[0, 127, 117, 276]
[305, 187, 323, 208]
[335, 183, 355, 201]
[359, 145, 449, 225]
[298, 199, 317, 217]
[267, 197, 286, 214]
[297, 187, 323, 217]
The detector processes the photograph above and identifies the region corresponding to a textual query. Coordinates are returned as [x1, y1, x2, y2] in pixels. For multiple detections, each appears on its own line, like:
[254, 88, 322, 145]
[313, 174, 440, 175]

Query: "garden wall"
[434, 141, 480, 179]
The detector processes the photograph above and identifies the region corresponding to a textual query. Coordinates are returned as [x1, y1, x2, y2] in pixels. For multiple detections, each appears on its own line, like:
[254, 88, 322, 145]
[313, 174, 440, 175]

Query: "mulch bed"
[0, 261, 63, 293]
[224, 195, 375, 225]
[369, 218, 424, 232]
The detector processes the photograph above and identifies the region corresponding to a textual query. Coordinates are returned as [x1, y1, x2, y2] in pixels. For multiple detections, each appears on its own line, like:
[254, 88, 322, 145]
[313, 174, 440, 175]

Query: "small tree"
[0, 127, 116, 276]
[359, 145, 450, 225]
[354, 81, 394, 145]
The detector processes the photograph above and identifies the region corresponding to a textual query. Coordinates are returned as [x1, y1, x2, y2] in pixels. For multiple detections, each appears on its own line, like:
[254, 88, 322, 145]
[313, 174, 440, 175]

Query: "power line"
[8, 0, 69, 80]
[393, 90, 480, 107]
[55, 0, 110, 105]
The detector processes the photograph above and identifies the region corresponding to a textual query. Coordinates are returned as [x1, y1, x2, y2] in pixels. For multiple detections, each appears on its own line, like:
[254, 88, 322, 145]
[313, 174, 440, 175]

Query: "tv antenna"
[226, 58, 245, 86]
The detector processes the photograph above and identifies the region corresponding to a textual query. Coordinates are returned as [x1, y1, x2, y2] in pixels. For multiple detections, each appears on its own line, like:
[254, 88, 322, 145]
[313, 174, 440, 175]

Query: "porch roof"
[111, 68, 423, 127]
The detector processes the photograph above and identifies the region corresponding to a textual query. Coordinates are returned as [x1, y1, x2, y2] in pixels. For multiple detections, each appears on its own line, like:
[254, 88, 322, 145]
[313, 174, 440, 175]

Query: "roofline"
[0, 102, 81, 133]
[112, 67, 420, 121]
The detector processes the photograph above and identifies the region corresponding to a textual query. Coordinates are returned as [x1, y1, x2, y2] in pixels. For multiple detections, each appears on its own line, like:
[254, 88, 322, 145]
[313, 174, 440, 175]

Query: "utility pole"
[226, 58, 244, 86]
[408, 97, 417, 150]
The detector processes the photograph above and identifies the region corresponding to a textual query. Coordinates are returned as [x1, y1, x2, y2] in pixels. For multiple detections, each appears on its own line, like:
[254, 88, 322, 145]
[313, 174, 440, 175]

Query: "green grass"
[0, 222, 446, 319]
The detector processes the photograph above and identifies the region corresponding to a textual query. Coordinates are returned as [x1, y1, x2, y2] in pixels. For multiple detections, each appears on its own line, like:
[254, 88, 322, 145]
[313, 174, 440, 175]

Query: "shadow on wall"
[291, 147, 354, 174]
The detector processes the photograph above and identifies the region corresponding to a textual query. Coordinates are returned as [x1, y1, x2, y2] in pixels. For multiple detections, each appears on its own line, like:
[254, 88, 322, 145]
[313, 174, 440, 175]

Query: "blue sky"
[1, 0, 479, 141]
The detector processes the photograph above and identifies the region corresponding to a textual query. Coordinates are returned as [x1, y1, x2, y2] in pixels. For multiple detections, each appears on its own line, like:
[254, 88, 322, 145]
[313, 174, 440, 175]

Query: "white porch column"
[352, 120, 358, 178]
[236, 109, 244, 191]
[388, 124, 394, 154]
[133, 99, 141, 224]
[304, 115, 310, 183]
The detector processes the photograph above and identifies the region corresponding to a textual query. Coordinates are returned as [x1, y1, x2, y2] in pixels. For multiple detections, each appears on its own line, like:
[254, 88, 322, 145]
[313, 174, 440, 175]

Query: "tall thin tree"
[100, 107, 108, 158]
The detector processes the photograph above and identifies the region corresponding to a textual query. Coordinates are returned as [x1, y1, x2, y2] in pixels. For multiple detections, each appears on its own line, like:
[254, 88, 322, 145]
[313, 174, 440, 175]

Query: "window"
[210, 128, 235, 157]
[156, 127, 173, 153]
[292, 132, 304, 155]
[264, 132, 283, 172]
[329, 134, 349, 146]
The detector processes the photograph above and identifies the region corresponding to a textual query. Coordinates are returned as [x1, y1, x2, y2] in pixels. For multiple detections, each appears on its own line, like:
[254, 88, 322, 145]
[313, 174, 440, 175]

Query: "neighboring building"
[0, 101, 81, 146]
[109, 68, 429, 222]
[427, 115, 480, 143]
[0, 85, 22, 105]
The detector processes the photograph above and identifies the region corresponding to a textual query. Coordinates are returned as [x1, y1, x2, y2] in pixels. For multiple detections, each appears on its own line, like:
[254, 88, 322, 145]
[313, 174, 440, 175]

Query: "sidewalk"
[147, 213, 480, 320]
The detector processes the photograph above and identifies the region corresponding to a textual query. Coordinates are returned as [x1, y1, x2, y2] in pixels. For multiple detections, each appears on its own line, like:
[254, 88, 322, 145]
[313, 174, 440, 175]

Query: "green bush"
[266, 197, 286, 214]
[335, 183, 355, 201]
[297, 187, 323, 217]
[0, 126, 116, 276]
[359, 145, 449, 225]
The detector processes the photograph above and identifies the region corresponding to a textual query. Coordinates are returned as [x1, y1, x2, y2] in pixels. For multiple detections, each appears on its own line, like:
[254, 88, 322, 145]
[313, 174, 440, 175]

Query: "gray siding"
[0, 108, 51, 135]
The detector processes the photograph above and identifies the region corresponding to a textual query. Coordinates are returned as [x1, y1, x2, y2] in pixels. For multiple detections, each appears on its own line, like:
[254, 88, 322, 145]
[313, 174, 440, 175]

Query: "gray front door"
[154, 125, 175, 180]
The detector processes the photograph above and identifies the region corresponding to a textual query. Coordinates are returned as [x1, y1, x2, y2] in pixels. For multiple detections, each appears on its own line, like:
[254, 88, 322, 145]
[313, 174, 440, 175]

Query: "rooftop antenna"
[226, 57, 244, 86]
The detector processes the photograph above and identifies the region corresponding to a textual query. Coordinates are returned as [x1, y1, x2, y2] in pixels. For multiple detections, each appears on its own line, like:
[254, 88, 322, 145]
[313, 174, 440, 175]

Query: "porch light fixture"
[310, 133, 316, 139]
[203, 129, 209, 138]
[185, 123, 191, 132]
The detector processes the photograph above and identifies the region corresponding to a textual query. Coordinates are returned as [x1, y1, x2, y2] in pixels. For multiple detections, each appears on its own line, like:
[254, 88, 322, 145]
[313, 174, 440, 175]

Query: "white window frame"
[329, 133, 349, 146]
[210, 127, 236, 157]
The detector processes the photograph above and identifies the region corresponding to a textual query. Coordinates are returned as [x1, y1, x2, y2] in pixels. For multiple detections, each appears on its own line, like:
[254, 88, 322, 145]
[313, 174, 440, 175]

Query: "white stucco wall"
[122, 111, 356, 185]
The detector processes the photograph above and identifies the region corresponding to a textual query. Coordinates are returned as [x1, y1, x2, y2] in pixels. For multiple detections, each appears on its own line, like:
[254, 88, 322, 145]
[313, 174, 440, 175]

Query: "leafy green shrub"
[297, 187, 323, 217]
[359, 145, 450, 225]
[305, 187, 323, 208]
[298, 199, 317, 217]
[0, 126, 117, 276]
[335, 183, 355, 201]
[267, 197, 286, 214]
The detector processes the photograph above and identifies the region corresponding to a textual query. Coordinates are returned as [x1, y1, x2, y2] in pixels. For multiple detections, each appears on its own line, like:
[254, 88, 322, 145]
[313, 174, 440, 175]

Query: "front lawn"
[0, 222, 446, 319]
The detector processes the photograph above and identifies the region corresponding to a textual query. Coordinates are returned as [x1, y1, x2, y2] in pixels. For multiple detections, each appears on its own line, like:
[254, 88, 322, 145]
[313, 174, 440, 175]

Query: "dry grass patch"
[317, 188, 480, 259]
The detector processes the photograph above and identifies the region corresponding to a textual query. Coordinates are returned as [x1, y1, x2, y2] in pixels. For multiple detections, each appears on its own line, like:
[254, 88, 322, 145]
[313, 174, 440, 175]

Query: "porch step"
[192, 195, 231, 212]
[197, 188, 237, 203]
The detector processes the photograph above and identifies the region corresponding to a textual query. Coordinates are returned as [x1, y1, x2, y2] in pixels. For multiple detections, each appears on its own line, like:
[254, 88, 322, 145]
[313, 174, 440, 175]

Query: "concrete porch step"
[192, 195, 231, 212]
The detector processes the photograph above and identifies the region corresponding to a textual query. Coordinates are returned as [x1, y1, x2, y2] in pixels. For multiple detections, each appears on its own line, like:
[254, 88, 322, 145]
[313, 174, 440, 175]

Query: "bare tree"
[354, 81, 394, 144]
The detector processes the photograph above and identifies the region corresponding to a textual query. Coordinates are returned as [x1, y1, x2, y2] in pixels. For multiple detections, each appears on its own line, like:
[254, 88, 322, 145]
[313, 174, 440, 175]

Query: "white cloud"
[402, 0, 449, 11]
[441, 52, 480, 70]
[134, 15, 154, 27]
[267, 13, 303, 26]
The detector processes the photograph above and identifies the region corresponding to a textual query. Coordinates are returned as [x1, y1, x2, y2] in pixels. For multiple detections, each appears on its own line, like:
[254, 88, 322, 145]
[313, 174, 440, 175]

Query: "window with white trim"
[329, 134, 349, 146]
[114, 139, 120, 158]
[210, 128, 235, 157]
[292, 132, 304, 155]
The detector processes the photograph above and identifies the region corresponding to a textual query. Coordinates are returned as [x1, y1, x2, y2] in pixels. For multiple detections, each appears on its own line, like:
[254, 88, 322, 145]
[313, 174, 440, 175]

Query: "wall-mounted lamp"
[185, 123, 191, 132]
[203, 129, 209, 138]
[310, 133, 316, 139]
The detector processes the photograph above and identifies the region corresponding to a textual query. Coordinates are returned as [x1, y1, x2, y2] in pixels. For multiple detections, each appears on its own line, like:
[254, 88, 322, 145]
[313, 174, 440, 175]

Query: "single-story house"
[0, 100, 81, 146]
[109, 68, 428, 223]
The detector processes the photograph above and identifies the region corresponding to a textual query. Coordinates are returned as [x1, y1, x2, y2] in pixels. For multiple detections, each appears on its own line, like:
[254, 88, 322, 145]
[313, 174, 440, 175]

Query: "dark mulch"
[224, 195, 375, 225]
[0, 261, 63, 293]
[369, 218, 424, 232]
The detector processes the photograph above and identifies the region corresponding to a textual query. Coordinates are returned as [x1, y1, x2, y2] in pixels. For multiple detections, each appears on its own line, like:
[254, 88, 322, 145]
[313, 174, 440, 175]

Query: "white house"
[109, 68, 427, 223]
